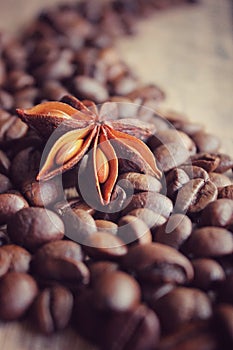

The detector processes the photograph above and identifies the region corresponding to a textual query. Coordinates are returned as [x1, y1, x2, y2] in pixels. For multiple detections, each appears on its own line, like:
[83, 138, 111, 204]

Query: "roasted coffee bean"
[92, 271, 141, 312]
[73, 75, 109, 103]
[22, 178, 64, 207]
[218, 184, 233, 200]
[209, 172, 232, 188]
[0, 244, 31, 274]
[152, 287, 212, 333]
[7, 207, 65, 251]
[154, 142, 190, 172]
[200, 199, 233, 228]
[191, 259, 225, 290]
[95, 219, 118, 235]
[0, 89, 14, 110]
[0, 230, 9, 246]
[112, 75, 138, 96]
[88, 261, 118, 284]
[127, 208, 166, 231]
[157, 321, 218, 350]
[0, 272, 38, 321]
[175, 179, 217, 214]
[7, 70, 35, 92]
[0, 150, 10, 174]
[0, 192, 29, 225]
[118, 215, 152, 245]
[155, 214, 192, 249]
[213, 304, 233, 349]
[182, 227, 233, 258]
[166, 168, 190, 199]
[0, 173, 12, 193]
[191, 153, 220, 172]
[118, 172, 162, 193]
[122, 192, 173, 218]
[180, 164, 209, 181]
[83, 231, 127, 260]
[122, 243, 193, 285]
[33, 285, 73, 334]
[40, 80, 68, 101]
[127, 83, 165, 102]
[141, 283, 174, 306]
[214, 153, 233, 173]
[192, 131, 221, 153]
[0, 248, 11, 277]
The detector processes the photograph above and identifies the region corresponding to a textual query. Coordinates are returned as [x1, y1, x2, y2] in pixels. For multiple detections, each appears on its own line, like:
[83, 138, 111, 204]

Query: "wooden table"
[0, 0, 232, 349]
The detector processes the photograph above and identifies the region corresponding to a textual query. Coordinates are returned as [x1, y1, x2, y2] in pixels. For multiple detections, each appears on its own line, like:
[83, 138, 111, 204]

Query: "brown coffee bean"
[88, 261, 118, 285]
[7, 207, 65, 251]
[0, 244, 31, 274]
[95, 219, 118, 235]
[155, 214, 192, 249]
[93, 271, 141, 313]
[74, 75, 108, 103]
[214, 153, 233, 173]
[127, 208, 166, 231]
[154, 142, 190, 172]
[191, 259, 225, 290]
[218, 185, 233, 200]
[182, 227, 233, 258]
[0, 173, 12, 193]
[118, 172, 162, 193]
[54, 197, 95, 216]
[7, 70, 35, 92]
[0, 150, 10, 174]
[122, 243, 194, 285]
[0, 272, 38, 320]
[175, 179, 218, 214]
[118, 215, 152, 245]
[180, 165, 209, 181]
[83, 231, 127, 261]
[142, 283, 174, 306]
[192, 131, 221, 153]
[214, 304, 233, 348]
[40, 80, 68, 101]
[127, 84, 165, 102]
[200, 199, 233, 228]
[208, 172, 232, 188]
[33, 285, 73, 334]
[0, 90, 14, 110]
[122, 192, 173, 218]
[0, 192, 29, 225]
[152, 287, 212, 333]
[112, 75, 139, 96]
[166, 168, 190, 199]
[0, 248, 11, 277]
[191, 153, 220, 172]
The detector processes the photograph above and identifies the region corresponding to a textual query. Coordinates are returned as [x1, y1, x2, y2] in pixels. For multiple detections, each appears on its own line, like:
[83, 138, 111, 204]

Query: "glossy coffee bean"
[0, 244, 31, 274]
[148, 129, 195, 152]
[127, 208, 166, 231]
[192, 131, 220, 153]
[175, 179, 217, 214]
[208, 172, 232, 188]
[92, 271, 141, 312]
[200, 199, 233, 228]
[0, 248, 11, 277]
[83, 231, 127, 261]
[154, 142, 190, 172]
[122, 243, 193, 285]
[88, 261, 119, 285]
[191, 258, 225, 290]
[218, 185, 233, 200]
[95, 219, 118, 235]
[0, 150, 10, 175]
[0, 173, 12, 193]
[214, 153, 233, 173]
[118, 172, 162, 193]
[74, 75, 108, 103]
[0, 192, 29, 225]
[7, 207, 65, 251]
[155, 214, 192, 249]
[182, 227, 233, 258]
[180, 165, 209, 181]
[191, 153, 220, 172]
[33, 286, 73, 334]
[165, 168, 189, 200]
[118, 215, 152, 245]
[0, 272, 38, 320]
[152, 287, 212, 333]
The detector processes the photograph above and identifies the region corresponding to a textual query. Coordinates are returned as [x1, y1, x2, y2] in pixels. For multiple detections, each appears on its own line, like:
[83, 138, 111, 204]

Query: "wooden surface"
[0, 0, 233, 349]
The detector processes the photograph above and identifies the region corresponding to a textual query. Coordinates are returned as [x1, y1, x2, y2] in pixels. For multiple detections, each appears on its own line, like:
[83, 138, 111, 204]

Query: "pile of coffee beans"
[0, 1, 233, 350]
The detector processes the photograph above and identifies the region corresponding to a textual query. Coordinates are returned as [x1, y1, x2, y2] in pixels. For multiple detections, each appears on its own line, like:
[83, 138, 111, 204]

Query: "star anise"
[16, 95, 161, 205]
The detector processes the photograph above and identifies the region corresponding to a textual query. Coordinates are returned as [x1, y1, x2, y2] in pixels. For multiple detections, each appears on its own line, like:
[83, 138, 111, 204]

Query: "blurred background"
[0, 0, 232, 153]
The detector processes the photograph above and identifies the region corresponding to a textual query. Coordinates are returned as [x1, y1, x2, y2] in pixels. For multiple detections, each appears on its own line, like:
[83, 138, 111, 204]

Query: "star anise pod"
[16, 95, 161, 205]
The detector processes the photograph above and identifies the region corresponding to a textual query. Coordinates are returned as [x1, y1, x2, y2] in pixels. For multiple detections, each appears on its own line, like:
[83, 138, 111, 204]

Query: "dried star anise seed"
[17, 95, 161, 205]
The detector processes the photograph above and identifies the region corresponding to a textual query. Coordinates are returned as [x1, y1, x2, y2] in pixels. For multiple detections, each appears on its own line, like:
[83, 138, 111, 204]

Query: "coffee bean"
[74, 75, 109, 103]
[0, 192, 29, 225]
[0, 173, 12, 193]
[218, 185, 233, 200]
[54, 197, 95, 216]
[191, 259, 225, 290]
[7, 207, 65, 251]
[155, 214, 192, 249]
[83, 231, 127, 261]
[112, 75, 138, 96]
[209, 172, 232, 188]
[95, 219, 118, 235]
[122, 243, 194, 285]
[0, 272, 38, 320]
[118, 215, 151, 245]
[192, 131, 221, 153]
[40, 80, 68, 101]
[191, 153, 220, 172]
[154, 142, 190, 172]
[213, 304, 233, 349]
[214, 153, 233, 173]
[0, 244, 31, 274]
[142, 283, 174, 306]
[0, 149, 10, 174]
[7, 70, 35, 92]
[0, 89, 14, 110]
[180, 165, 209, 181]
[127, 84, 165, 102]
[127, 208, 166, 231]
[200, 199, 233, 228]
[152, 287, 212, 333]
[175, 179, 217, 214]
[182, 227, 233, 258]
[33, 285, 73, 334]
[166, 168, 190, 199]
[118, 172, 162, 193]
[88, 261, 118, 284]
[122, 192, 173, 218]
[92, 271, 141, 312]
[0, 248, 11, 277]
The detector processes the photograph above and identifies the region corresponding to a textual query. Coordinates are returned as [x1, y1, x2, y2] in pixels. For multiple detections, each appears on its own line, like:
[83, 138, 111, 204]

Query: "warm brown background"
[0, 0, 233, 349]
